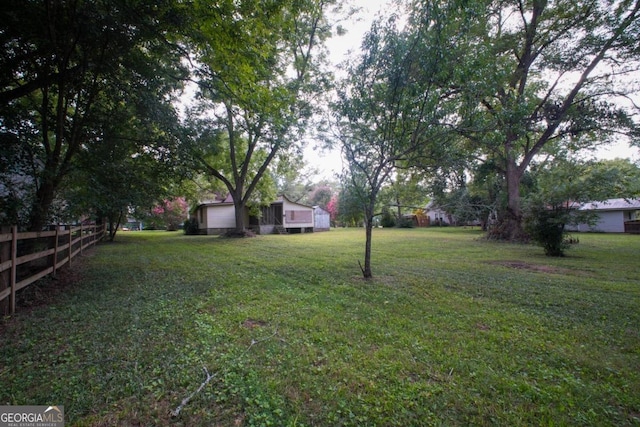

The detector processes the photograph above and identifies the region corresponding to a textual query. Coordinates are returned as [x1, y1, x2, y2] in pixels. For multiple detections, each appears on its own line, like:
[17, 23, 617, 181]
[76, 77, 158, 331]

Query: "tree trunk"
[232, 199, 247, 236]
[29, 180, 57, 231]
[502, 160, 527, 241]
[362, 217, 373, 279]
[107, 211, 123, 242]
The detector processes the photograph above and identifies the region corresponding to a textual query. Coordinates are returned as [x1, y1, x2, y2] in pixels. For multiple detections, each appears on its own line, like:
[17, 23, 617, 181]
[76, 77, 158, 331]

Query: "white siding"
[282, 199, 314, 228]
[207, 205, 236, 228]
[427, 209, 451, 225]
[577, 211, 625, 233]
[314, 208, 330, 230]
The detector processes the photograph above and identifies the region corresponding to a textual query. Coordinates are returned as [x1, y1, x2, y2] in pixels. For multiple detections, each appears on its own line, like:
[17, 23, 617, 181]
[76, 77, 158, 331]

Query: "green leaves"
[0, 0, 190, 229]
[406, 0, 640, 236]
[185, 0, 338, 231]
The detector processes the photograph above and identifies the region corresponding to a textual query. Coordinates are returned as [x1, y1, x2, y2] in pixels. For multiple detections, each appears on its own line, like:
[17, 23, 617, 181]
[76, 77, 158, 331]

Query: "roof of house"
[197, 194, 314, 210]
[580, 198, 640, 211]
[273, 194, 314, 209]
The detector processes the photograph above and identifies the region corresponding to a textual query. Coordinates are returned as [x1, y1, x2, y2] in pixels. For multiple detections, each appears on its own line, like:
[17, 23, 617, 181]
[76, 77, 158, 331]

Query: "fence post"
[68, 226, 73, 267]
[0, 225, 10, 316]
[53, 225, 60, 278]
[10, 226, 17, 315]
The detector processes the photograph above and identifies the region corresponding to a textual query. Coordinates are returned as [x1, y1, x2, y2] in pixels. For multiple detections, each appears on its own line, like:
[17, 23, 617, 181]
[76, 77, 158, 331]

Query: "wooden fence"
[625, 220, 640, 234]
[0, 224, 105, 315]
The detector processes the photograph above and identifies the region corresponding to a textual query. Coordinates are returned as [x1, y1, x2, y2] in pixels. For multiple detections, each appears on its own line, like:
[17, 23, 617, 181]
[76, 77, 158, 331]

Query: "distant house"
[568, 198, 640, 233]
[193, 198, 238, 235]
[424, 201, 453, 225]
[194, 195, 316, 235]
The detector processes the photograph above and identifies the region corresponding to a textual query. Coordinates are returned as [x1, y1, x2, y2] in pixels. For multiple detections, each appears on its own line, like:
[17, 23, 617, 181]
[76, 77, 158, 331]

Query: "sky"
[302, 0, 390, 180]
[303, 0, 639, 181]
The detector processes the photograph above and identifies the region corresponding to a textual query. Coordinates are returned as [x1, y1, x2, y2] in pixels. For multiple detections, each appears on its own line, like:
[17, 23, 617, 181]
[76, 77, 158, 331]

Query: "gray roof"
[580, 198, 640, 211]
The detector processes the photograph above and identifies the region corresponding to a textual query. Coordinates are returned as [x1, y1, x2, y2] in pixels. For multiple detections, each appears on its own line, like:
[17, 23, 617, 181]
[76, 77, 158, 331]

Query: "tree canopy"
[1, 0, 638, 254]
[410, 0, 640, 239]
[0, 0, 189, 230]
[182, 0, 340, 234]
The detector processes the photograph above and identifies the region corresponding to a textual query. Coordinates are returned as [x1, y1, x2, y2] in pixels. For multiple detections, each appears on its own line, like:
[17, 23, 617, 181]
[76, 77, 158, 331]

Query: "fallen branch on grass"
[170, 325, 281, 417]
[242, 325, 280, 355]
[170, 366, 217, 417]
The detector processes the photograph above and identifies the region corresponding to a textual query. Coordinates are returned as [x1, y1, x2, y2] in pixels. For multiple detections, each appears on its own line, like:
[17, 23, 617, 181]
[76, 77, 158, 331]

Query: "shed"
[568, 198, 640, 233]
[313, 206, 331, 231]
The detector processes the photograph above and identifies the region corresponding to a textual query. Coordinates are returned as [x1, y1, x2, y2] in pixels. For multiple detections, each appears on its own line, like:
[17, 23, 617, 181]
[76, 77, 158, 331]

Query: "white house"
[424, 200, 454, 225]
[568, 198, 640, 233]
[194, 195, 315, 235]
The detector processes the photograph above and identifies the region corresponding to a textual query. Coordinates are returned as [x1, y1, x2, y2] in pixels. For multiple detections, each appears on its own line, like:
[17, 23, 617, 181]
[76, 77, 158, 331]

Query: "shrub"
[523, 203, 569, 256]
[183, 218, 200, 235]
[397, 216, 415, 228]
[380, 208, 396, 228]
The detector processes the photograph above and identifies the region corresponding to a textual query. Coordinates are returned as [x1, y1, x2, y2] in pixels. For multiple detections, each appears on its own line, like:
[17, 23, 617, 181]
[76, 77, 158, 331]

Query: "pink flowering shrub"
[146, 197, 188, 230]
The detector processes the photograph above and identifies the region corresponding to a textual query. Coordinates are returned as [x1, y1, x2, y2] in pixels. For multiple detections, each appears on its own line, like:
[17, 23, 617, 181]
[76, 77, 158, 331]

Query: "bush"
[397, 217, 415, 228]
[380, 208, 396, 228]
[523, 204, 569, 256]
[183, 218, 200, 235]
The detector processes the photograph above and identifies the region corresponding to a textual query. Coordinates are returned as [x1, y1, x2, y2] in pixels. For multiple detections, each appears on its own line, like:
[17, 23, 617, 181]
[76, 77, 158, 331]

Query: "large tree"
[411, 0, 640, 239]
[185, 0, 339, 235]
[0, 0, 188, 230]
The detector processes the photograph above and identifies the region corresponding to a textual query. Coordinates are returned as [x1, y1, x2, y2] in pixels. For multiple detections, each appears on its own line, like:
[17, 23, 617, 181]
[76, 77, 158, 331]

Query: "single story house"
[194, 195, 316, 235]
[567, 198, 640, 233]
[424, 201, 454, 225]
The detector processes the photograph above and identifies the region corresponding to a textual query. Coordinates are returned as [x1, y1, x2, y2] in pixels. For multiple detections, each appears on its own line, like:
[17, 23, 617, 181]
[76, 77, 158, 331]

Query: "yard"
[1, 228, 639, 426]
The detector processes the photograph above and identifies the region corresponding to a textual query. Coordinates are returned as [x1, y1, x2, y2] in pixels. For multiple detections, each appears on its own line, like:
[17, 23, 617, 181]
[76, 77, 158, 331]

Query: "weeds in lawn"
[0, 228, 639, 426]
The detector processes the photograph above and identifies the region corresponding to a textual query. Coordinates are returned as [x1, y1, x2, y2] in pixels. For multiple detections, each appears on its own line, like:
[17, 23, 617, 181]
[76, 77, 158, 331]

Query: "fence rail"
[624, 220, 640, 234]
[0, 224, 105, 315]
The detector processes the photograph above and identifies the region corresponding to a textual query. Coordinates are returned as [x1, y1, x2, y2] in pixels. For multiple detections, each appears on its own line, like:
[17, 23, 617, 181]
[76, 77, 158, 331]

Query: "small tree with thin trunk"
[333, 14, 454, 279]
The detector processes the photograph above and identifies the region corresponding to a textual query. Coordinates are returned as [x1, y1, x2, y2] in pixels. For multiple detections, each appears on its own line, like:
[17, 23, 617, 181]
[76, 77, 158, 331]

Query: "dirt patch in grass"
[241, 318, 268, 329]
[489, 260, 589, 276]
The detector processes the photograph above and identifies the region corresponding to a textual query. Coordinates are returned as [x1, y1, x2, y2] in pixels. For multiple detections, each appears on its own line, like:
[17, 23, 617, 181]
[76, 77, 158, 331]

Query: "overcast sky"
[303, 0, 392, 180]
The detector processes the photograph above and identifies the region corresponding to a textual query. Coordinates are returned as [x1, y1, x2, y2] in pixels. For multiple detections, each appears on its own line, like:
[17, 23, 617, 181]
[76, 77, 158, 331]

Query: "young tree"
[333, 14, 453, 278]
[185, 0, 339, 235]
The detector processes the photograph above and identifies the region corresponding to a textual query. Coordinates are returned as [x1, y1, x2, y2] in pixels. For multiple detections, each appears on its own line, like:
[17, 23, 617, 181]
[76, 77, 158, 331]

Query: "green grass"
[1, 228, 639, 426]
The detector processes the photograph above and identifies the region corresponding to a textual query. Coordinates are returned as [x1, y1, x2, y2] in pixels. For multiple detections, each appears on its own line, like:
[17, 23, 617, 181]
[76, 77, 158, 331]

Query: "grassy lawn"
[1, 227, 639, 426]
